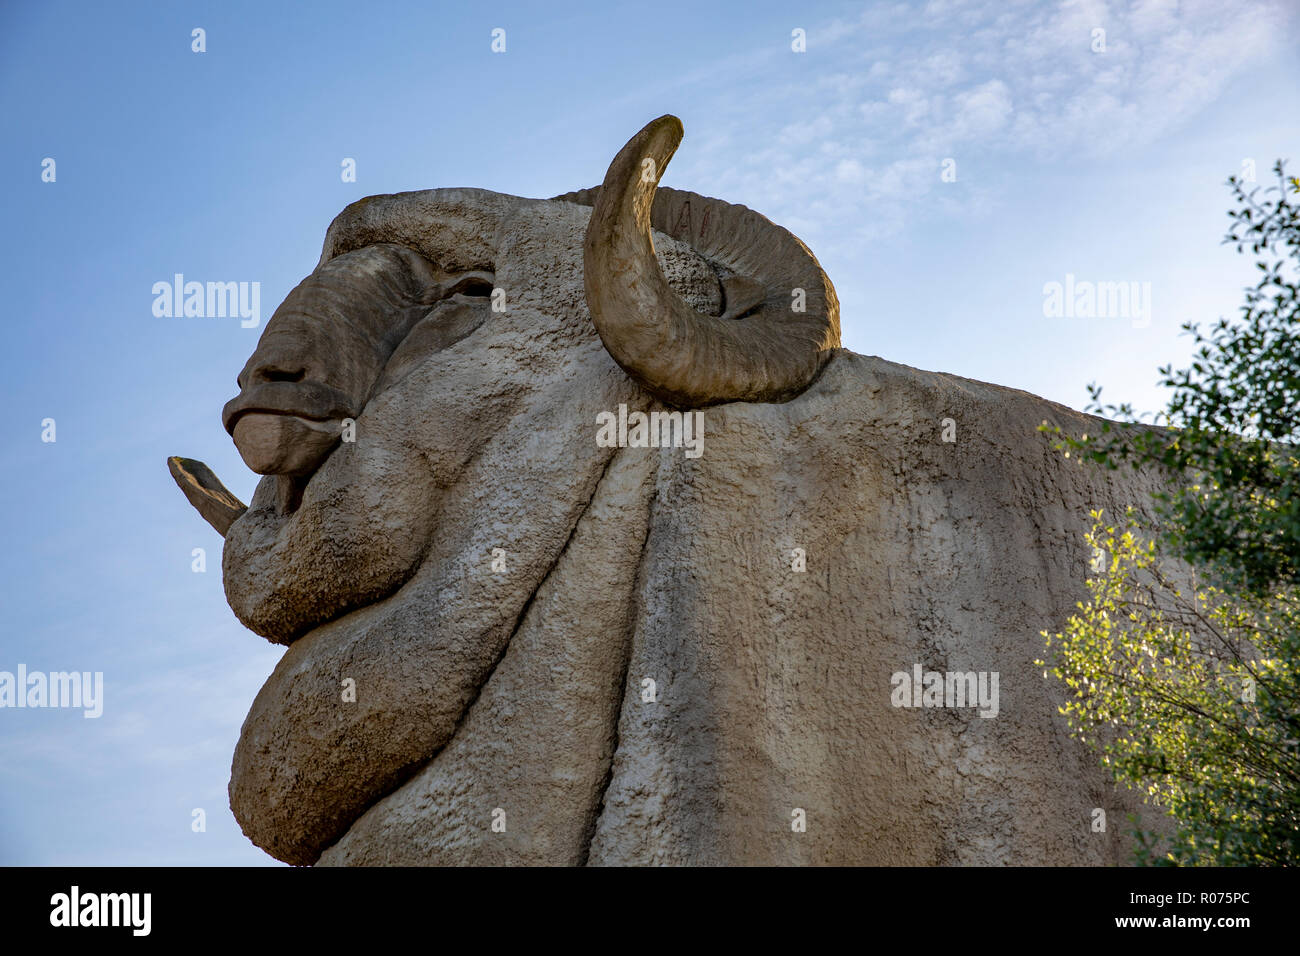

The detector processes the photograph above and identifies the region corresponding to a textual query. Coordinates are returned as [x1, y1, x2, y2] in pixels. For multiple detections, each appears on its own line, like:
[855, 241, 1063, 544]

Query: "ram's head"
[169, 116, 839, 864]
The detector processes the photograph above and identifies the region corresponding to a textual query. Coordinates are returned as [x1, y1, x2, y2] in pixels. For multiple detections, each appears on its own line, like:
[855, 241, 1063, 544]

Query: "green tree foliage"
[1039, 511, 1300, 865]
[1039, 164, 1299, 864]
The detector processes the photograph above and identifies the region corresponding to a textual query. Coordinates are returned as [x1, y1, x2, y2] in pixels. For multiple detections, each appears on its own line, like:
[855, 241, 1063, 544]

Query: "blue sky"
[1, 0, 1296, 864]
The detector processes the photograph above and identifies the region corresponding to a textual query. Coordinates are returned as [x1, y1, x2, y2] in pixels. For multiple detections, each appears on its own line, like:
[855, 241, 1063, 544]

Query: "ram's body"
[171, 118, 1166, 866]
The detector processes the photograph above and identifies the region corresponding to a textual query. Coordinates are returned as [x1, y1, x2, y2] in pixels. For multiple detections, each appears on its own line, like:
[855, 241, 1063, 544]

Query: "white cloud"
[835, 158, 869, 183]
[951, 79, 1012, 138]
[888, 86, 933, 126]
[670, 0, 1295, 251]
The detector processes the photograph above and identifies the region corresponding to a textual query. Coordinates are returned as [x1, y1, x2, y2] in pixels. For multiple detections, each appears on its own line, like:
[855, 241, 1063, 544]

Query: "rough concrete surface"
[170, 117, 1170, 866]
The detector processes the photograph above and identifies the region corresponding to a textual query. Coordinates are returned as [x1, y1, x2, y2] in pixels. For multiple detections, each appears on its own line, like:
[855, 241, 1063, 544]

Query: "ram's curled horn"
[563, 114, 841, 407]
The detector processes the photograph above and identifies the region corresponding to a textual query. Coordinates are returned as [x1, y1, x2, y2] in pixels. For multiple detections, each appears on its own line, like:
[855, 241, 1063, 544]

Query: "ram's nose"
[244, 357, 307, 388]
[224, 354, 311, 437]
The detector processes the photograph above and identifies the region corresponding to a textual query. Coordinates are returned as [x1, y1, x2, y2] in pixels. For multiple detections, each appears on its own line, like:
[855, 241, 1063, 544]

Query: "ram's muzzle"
[221, 243, 441, 488]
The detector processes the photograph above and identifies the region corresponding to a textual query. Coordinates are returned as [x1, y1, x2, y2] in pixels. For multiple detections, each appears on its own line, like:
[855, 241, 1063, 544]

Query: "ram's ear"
[168, 456, 247, 537]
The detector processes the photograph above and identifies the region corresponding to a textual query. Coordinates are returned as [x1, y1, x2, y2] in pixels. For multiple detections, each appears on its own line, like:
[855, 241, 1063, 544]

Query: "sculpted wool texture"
[170, 116, 1170, 865]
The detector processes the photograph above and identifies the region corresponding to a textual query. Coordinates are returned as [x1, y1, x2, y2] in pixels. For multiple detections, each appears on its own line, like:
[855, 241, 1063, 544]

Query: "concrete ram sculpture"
[170, 115, 1165, 865]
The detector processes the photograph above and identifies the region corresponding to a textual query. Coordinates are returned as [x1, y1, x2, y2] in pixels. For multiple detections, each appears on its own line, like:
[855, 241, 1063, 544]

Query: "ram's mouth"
[222, 381, 356, 440]
[217, 383, 360, 513]
[232, 410, 341, 470]
[168, 405, 352, 535]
